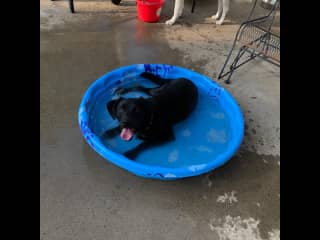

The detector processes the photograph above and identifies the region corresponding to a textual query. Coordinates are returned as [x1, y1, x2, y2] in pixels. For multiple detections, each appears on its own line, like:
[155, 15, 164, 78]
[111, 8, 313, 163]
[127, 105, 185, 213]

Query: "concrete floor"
[40, 0, 280, 239]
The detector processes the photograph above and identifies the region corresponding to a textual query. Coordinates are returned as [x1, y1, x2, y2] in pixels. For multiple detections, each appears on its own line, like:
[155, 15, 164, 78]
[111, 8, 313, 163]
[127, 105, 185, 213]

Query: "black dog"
[103, 72, 198, 159]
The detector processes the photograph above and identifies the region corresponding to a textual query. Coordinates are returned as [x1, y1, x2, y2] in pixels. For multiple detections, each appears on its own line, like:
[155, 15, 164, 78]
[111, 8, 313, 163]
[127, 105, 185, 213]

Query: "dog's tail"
[140, 72, 168, 86]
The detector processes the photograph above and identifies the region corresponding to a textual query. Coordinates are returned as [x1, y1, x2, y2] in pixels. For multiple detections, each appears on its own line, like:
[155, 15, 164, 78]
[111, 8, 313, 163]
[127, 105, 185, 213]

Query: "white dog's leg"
[216, 0, 229, 25]
[212, 0, 223, 20]
[178, 0, 184, 17]
[166, 0, 184, 25]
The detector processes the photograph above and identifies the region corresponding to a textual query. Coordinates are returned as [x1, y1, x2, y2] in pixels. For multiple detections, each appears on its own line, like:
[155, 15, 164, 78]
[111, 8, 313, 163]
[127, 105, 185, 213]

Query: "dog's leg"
[124, 128, 175, 159]
[216, 0, 229, 25]
[165, 0, 184, 26]
[212, 0, 223, 20]
[124, 141, 155, 159]
[101, 125, 121, 138]
[178, 0, 184, 17]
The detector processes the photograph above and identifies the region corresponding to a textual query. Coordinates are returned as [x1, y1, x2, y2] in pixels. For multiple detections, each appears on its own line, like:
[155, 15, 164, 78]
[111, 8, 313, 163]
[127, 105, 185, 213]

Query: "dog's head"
[107, 97, 151, 141]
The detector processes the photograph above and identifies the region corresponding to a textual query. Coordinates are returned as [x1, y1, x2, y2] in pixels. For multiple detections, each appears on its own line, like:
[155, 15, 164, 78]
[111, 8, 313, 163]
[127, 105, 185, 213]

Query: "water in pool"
[89, 77, 232, 168]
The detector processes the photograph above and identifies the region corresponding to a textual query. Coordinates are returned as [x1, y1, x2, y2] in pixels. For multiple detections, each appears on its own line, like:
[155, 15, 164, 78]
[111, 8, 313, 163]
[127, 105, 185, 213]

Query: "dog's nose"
[120, 121, 129, 128]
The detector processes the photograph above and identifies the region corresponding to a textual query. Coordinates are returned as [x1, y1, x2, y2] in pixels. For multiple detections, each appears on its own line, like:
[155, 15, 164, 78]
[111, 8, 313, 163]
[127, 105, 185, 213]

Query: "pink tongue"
[120, 128, 134, 141]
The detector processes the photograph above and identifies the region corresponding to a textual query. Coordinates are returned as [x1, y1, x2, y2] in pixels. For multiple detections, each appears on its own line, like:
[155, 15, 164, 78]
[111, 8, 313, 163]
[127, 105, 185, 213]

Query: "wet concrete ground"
[40, 0, 279, 239]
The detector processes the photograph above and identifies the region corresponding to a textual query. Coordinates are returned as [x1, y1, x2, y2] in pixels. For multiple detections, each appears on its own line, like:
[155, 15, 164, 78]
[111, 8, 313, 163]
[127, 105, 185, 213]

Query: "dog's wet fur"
[103, 72, 198, 160]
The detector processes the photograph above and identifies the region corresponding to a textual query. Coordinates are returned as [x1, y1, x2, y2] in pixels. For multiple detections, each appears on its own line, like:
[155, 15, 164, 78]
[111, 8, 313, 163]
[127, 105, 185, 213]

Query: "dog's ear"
[107, 97, 123, 119]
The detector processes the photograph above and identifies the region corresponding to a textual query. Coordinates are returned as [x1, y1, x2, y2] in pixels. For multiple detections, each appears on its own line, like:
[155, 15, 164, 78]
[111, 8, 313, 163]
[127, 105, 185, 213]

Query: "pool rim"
[78, 64, 244, 180]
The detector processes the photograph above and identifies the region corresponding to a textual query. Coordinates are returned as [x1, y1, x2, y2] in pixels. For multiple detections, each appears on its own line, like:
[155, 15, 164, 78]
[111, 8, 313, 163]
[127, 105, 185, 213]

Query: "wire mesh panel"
[218, 0, 280, 84]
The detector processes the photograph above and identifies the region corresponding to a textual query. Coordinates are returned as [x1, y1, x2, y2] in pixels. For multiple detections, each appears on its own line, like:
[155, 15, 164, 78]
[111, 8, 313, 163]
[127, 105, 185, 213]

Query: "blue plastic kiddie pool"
[78, 64, 244, 180]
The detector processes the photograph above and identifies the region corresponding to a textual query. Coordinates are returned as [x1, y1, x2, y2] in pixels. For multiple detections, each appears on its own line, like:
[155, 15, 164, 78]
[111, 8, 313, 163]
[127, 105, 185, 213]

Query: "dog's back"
[150, 78, 198, 124]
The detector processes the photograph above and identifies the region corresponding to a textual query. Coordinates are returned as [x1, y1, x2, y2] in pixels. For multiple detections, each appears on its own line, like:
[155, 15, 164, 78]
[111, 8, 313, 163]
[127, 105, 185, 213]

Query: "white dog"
[165, 0, 230, 26]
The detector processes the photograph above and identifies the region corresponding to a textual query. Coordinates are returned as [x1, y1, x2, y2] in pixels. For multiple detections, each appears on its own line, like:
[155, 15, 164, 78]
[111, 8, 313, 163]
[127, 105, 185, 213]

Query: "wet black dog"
[103, 72, 198, 159]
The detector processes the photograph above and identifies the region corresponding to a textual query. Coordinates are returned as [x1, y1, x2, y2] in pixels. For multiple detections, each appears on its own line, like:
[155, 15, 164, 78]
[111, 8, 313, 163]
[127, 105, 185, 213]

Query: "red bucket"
[137, 0, 164, 23]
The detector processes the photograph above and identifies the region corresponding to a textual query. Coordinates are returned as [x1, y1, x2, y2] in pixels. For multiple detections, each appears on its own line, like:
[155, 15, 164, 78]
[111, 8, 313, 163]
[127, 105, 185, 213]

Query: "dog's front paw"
[211, 14, 220, 20]
[124, 150, 138, 160]
[216, 19, 224, 25]
[101, 126, 120, 138]
[165, 19, 176, 26]
[101, 130, 115, 138]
